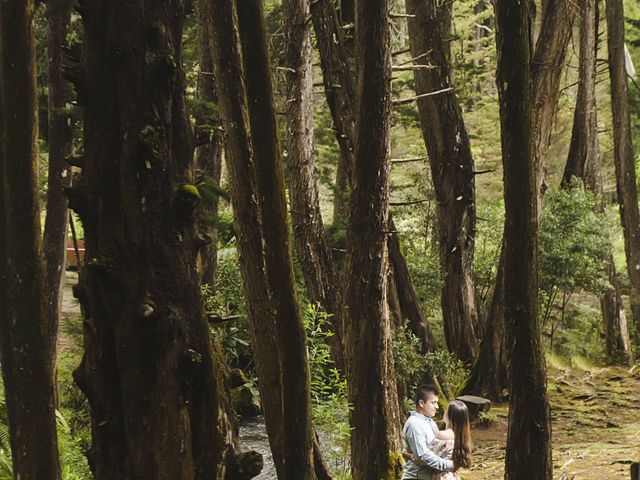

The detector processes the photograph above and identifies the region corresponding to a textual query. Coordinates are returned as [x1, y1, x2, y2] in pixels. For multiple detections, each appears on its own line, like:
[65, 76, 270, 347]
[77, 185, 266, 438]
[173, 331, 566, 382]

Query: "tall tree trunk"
[532, 0, 577, 198]
[345, 1, 402, 478]
[405, 0, 482, 365]
[562, 0, 633, 365]
[207, 1, 326, 478]
[462, 249, 508, 401]
[206, 0, 284, 475]
[606, 0, 640, 345]
[0, 0, 62, 477]
[284, 0, 345, 370]
[236, 1, 319, 478]
[72, 1, 233, 476]
[43, 0, 73, 368]
[195, 4, 223, 290]
[465, 0, 575, 400]
[310, 0, 356, 232]
[497, 1, 552, 479]
[312, 0, 437, 359]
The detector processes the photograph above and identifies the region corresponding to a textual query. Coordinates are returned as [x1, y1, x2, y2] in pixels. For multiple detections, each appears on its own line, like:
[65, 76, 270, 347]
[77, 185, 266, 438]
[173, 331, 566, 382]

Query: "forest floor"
[59, 272, 639, 479]
[469, 361, 640, 480]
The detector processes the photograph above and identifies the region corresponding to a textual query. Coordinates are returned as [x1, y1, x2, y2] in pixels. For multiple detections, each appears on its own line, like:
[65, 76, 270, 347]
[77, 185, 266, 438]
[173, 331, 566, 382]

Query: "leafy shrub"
[303, 303, 352, 479]
[393, 325, 469, 400]
[538, 184, 613, 356]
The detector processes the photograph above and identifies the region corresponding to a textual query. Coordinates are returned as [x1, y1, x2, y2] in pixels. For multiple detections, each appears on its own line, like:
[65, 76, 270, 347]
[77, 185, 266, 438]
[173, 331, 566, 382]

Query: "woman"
[404, 400, 473, 479]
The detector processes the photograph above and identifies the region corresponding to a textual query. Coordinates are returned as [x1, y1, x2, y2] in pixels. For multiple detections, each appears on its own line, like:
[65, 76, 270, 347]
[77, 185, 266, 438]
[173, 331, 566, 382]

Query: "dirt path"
[58, 271, 81, 355]
[469, 364, 640, 479]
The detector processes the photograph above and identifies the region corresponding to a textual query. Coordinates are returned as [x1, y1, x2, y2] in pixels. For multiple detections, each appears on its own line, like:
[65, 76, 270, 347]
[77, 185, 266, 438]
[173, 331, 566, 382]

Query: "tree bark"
[405, 0, 482, 365]
[72, 1, 233, 476]
[195, 4, 223, 290]
[562, 0, 633, 365]
[236, 1, 319, 478]
[284, 0, 345, 371]
[310, 0, 356, 231]
[345, 1, 403, 478]
[606, 0, 640, 346]
[312, 0, 437, 360]
[205, 0, 285, 475]
[461, 249, 508, 401]
[0, 0, 62, 477]
[43, 0, 73, 368]
[532, 0, 576, 198]
[207, 1, 326, 478]
[465, 0, 575, 400]
[497, 1, 552, 479]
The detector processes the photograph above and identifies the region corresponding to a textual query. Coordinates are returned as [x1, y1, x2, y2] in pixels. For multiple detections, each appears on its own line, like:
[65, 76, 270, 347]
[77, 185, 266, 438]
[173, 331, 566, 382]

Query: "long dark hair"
[447, 400, 472, 469]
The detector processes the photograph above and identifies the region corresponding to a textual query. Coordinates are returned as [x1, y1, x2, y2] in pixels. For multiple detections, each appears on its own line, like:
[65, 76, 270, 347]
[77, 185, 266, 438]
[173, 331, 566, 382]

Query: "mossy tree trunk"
[236, 0, 320, 477]
[0, 0, 61, 477]
[405, 0, 482, 365]
[606, 0, 640, 346]
[562, 0, 633, 365]
[345, 0, 403, 478]
[71, 1, 234, 476]
[43, 0, 73, 368]
[194, 3, 223, 290]
[284, 0, 345, 371]
[206, 0, 325, 478]
[497, 1, 553, 479]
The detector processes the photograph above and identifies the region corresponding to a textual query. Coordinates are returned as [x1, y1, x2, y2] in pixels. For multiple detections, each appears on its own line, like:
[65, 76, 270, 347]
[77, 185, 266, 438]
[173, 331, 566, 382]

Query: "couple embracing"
[401, 384, 473, 480]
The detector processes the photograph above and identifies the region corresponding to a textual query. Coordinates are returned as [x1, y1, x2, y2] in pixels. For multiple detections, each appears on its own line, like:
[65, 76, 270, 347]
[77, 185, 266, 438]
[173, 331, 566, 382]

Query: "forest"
[1, 0, 640, 478]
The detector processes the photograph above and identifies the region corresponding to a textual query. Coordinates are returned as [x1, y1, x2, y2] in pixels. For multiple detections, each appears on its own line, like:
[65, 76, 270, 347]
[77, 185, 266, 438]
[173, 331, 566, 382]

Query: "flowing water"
[238, 417, 276, 479]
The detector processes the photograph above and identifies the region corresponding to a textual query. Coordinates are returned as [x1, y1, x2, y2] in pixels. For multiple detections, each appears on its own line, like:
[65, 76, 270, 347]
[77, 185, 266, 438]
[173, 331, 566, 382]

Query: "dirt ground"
[468, 363, 640, 479]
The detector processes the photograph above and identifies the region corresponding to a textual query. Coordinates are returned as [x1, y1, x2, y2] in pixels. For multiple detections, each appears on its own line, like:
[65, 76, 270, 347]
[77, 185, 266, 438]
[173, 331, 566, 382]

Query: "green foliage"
[473, 201, 504, 305]
[538, 184, 613, 358]
[539, 185, 612, 315]
[202, 249, 252, 369]
[303, 304, 352, 479]
[475, 410, 498, 427]
[393, 325, 469, 400]
[550, 303, 606, 362]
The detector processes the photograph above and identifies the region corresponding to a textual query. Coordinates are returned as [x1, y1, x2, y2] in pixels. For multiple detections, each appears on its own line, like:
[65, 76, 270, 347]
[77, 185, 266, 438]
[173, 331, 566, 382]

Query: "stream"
[238, 417, 276, 479]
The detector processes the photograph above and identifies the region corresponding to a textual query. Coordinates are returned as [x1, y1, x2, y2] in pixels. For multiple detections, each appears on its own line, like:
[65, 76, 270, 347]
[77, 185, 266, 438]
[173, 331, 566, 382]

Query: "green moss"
[383, 450, 404, 480]
[177, 183, 201, 200]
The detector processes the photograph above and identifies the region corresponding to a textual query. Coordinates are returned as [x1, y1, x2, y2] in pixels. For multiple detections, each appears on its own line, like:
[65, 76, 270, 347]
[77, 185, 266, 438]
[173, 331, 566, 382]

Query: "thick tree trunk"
[345, 1, 403, 478]
[236, 1, 318, 478]
[405, 0, 482, 365]
[497, 1, 552, 479]
[43, 1, 73, 367]
[310, 0, 356, 231]
[466, 0, 575, 400]
[562, 0, 633, 365]
[0, 0, 61, 477]
[195, 5, 222, 290]
[72, 1, 233, 476]
[284, 0, 345, 370]
[606, 0, 640, 345]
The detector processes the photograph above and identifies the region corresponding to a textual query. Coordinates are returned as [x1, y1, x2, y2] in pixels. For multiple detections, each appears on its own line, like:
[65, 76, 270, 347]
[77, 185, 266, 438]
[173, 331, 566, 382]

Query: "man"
[401, 384, 454, 480]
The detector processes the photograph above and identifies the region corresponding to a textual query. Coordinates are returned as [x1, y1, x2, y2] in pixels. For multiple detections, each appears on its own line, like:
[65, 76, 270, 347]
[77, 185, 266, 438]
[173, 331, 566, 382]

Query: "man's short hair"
[415, 384, 439, 407]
